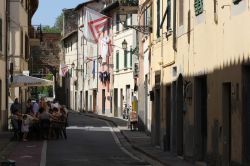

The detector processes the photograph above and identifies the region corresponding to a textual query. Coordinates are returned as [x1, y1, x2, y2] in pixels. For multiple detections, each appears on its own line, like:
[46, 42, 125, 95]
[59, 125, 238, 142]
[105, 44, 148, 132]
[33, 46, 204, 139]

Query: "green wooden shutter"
[124, 50, 127, 68]
[157, 0, 160, 37]
[116, 51, 119, 70]
[116, 14, 119, 32]
[194, 0, 203, 16]
[232, 0, 242, 4]
[130, 47, 132, 67]
[0, 18, 2, 52]
[167, 0, 171, 30]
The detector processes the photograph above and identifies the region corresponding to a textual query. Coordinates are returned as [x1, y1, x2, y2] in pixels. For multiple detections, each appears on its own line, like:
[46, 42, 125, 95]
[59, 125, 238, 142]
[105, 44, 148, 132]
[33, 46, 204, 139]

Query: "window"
[130, 14, 133, 25]
[82, 9, 84, 23]
[194, 0, 203, 16]
[130, 46, 132, 67]
[116, 14, 120, 32]
[157, 0, 161, 37]
[167, 0, 171, 30]
[0, 18, 2, 52]
[20, 29, 23, 56]
[233, 0, 242, 5]
[25, 35, 29, 60]
[116, 51, 119, 70]
[124, 49, 127, 68]
[214, 0, 218, 24]
[179, 0, 184, 25]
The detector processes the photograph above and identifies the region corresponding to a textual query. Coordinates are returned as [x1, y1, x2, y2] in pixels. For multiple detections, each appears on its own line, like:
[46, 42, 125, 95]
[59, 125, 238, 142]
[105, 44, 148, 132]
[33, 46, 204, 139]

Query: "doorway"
[126, 85, 130, 107]
[176, 74, 184, 155]
[114, 88, 118, 117]
[93, 90, 97, 113]
[102, 89, 105, 114]
[222, 83, 231, 166]
[75, 92, 77, 111]
[195, 76, 207, 161]
[171, 81, 177, 153]
[165, 85, 171, 151]
[120, 89, 123, 117]
[155, 88, 161, 146]
[85, 91, 88, 112]
[244, 66, 250, 164]
[80, 91, 82, 111]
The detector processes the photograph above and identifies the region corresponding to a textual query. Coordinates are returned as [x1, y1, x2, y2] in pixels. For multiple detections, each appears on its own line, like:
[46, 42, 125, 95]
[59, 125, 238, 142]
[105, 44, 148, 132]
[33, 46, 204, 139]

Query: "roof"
[101, 1, 119, 14]
[74, 0, 97, 11]
[61, 30, 78, 41]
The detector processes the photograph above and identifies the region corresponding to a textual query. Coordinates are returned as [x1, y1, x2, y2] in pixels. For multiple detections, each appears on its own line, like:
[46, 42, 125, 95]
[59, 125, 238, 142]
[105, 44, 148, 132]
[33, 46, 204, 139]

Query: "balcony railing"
[118, 0, 138, 6]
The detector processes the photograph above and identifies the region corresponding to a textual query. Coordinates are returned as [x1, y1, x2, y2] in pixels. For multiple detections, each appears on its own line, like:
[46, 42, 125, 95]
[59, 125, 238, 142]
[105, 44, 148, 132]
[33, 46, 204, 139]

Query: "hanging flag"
[83, 7, 108, 43]
[101, 36, 112, 63]
[59, 64, 68, 77]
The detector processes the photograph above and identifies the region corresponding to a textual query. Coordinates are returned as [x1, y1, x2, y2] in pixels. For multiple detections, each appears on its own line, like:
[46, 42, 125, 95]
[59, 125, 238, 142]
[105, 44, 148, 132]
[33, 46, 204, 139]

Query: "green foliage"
[54, 13, 63, 31]
[42, 25, 60, 33]
[42, 13, 63, 33]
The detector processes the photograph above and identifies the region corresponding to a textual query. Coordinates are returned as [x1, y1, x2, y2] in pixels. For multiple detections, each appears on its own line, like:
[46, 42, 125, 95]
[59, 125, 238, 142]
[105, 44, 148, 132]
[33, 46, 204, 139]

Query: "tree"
[42, 25, 60, 33]
[54, 13, 63, 32]
[41, 13, 63, 33]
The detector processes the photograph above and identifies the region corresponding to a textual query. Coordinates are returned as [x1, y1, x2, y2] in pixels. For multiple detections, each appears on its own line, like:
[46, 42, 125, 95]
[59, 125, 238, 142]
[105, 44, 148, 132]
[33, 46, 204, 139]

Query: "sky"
[32, 0, 85, 26]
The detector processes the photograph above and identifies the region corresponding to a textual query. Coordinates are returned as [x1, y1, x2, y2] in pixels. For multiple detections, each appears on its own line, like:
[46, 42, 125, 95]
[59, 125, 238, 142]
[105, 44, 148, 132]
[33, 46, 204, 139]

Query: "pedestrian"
[25, 99, 33, 114]
[21, 114, 29, 141]
[10, 98, 21, 115]
[32, 99, 39, 116]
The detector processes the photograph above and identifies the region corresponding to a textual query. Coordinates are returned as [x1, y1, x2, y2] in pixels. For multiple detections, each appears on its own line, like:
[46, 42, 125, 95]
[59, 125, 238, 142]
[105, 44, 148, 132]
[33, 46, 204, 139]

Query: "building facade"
[61, 8, 78, 110]
[149, 0, 250, 165]
[75, 0, 105, 112]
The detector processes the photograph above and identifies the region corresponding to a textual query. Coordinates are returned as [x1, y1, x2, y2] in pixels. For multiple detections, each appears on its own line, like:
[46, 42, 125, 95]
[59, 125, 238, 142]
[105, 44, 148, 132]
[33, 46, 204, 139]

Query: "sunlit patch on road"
[67, 125, 113, 132]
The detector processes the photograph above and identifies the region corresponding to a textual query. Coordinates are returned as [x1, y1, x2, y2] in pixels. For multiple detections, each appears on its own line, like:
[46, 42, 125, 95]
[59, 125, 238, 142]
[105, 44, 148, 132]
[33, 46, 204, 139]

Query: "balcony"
[118, 0, 138, 6]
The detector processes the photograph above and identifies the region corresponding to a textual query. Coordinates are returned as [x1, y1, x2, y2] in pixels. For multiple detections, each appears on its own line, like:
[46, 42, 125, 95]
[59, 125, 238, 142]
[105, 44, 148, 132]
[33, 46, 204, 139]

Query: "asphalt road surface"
[46, 112, 150, 166]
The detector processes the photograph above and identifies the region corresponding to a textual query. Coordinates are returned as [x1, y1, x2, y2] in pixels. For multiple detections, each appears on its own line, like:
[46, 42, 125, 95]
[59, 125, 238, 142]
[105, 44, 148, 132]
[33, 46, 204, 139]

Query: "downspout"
[76, 31, 79, 111]
[4, 0, 10, 131]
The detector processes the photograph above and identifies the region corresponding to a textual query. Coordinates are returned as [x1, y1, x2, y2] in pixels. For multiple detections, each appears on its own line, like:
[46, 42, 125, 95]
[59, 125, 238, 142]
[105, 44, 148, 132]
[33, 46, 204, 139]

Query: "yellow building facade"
[149, 0, 250, 165]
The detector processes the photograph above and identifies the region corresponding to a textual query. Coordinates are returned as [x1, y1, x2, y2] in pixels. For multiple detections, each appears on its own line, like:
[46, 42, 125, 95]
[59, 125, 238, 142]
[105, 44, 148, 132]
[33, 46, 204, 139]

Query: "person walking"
[10, 98, 21, 114]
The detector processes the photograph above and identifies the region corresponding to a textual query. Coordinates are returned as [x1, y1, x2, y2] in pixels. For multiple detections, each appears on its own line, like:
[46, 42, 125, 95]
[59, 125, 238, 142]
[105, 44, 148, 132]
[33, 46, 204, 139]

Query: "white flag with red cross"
[59, 64, 68, 77]
[83, 7, 108, 43]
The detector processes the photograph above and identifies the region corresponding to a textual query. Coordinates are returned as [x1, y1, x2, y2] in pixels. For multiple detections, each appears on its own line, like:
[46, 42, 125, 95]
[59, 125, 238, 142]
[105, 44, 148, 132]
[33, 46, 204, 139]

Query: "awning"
[10, 75, 54, 87]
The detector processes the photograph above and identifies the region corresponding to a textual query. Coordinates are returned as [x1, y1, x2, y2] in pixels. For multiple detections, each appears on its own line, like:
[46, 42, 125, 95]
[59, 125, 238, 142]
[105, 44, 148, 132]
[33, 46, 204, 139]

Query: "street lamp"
[71, 62, 75, 69]
[121, 39, 138, 56]
[122, 39, 128, 50]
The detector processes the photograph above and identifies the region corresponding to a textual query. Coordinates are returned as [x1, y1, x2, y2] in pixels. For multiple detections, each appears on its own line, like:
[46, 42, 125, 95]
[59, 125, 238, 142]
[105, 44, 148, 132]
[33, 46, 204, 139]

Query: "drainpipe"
[4, 0, 10, 131]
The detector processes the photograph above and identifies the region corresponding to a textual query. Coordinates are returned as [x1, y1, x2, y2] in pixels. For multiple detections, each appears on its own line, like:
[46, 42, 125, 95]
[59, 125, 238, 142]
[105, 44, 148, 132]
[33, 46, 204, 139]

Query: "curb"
[85, 113, 169, 166]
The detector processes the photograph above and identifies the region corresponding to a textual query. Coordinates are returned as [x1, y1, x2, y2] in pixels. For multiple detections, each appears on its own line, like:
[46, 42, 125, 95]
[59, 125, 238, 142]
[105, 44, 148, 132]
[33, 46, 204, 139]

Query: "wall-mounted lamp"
[121, 39, 138, 56]
[118, 14, 151, 34]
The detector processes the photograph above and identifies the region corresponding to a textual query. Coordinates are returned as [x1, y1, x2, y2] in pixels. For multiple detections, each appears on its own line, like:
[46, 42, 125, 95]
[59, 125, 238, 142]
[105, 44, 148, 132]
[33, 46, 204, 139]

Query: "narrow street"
[46, 112, 150, 166]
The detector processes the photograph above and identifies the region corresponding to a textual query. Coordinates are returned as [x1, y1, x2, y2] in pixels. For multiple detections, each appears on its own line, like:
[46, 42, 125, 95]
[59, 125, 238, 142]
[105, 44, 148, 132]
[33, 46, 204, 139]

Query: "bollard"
[1, 160, 16, 166]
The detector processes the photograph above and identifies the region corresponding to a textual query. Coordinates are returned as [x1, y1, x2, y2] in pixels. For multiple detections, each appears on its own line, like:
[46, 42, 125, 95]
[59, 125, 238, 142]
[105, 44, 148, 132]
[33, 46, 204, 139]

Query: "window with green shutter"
[116, 14, 120, 32]
[179, 0, 184, 26]
[130, 46, 132, 68]
[116, 51, 119, 71]
[124, 50, 127, 68]
[194, 0, 203, 16]
[0, 18, 2, 52]
[167, 0, 171, 30]
[157, 0, 160, 38]
[233, 0, 242, 4]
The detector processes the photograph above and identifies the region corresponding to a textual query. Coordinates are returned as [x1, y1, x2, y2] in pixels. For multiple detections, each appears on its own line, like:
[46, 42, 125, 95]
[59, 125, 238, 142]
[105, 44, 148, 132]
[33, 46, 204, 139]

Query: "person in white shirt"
[32, 100, 39, 115]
